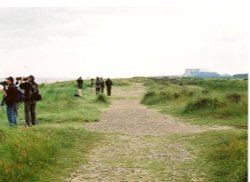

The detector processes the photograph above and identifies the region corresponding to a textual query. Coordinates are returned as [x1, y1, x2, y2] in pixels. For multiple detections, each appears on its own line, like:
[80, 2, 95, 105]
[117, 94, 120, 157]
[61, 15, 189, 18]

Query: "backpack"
[16, 88, 25, 103]
[30, 82, 42, 101]
[96, 80, 101, 88]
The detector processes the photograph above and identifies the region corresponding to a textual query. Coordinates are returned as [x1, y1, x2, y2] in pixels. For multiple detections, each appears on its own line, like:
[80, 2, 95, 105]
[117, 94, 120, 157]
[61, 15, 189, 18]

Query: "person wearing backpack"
[100, 77, 105, 93]
[95, 77, 101, 95]
[76, 76, 83, 97]
[105, 78, 113, 96]
[2, 77, 18, 127]
[19, 75, 41, 126]
[90, 79, 94, 92]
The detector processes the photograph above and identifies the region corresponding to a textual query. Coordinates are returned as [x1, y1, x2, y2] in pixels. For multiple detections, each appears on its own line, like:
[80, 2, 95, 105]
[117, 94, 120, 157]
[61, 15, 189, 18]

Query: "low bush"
[202, 89, 210, 94]
[226, 93, 241, 103]
[173, 93, 180, 99]
[141, 91, 173, 105]
[180, 89, 194, 97]
[183, 98, 221, 113]
[96, 94, 109, 104]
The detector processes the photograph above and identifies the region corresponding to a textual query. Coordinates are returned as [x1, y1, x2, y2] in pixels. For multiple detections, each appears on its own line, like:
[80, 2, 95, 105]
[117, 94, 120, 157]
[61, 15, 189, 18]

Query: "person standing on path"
[20, 75, 40, 127]
[105, 78, 113, 96]
[90, 79, 94, 92]
[100, 77, 105, 93]
[3, 77, 18, 127]
[95, 77, 101, 95]
[76, 77, 84, 97]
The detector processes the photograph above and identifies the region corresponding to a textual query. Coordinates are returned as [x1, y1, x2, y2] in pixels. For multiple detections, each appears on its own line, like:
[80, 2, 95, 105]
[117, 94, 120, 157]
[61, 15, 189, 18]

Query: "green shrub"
[145, 91, 156, 97]
[202, 89, 210, 94]
[217, 98, 248, 119]
[96, 94, 109, 104]
[184, 98, 221, 113]
[226, 93, 241, 103]
[173, 93, 180, 99]
[208, 133, 247, 182]
[141, 91, 172, 105]
[180, 89, 194, 97]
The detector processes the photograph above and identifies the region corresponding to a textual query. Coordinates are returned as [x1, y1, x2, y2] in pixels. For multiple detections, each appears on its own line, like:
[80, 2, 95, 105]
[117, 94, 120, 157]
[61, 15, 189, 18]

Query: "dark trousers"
[107, 86, 112, 96]
[96, 87, 101, 95]
[25, 100, 37, 126]
[101, 86, 104, 93]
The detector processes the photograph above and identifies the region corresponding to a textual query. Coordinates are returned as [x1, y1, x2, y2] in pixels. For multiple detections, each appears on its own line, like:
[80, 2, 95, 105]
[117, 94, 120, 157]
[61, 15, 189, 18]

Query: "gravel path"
[84, 99, 229, 136]
[65, 83, 230, 182]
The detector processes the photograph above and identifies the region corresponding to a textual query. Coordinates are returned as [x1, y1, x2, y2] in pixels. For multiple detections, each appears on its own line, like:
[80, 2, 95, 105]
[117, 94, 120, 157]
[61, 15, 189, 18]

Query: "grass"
[186, 130, 248, 182]
[0, 80, 109, 182]
[141, 77, 248, 182]
[0, 77, 248, 181]
[141, 77, 248, 127]
[37, 81, 109, 123]
[0, 126, 102, 182]
[112, 79, 131, 87]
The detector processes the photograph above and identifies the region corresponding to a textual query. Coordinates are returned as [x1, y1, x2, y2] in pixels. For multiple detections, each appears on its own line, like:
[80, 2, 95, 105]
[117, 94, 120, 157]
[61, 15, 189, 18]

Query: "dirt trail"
[65, 83, 230, 182]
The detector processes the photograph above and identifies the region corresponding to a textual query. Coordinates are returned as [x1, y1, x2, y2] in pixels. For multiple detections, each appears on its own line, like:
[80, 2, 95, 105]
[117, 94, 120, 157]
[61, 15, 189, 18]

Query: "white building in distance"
[183, 69, 201, 76]
[183, 69, 221, 78]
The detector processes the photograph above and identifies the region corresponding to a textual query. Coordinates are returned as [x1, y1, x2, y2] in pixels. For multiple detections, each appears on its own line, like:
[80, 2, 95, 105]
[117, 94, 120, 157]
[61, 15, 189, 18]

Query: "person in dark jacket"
[95, 77, 101, 94]
[90, 79, 94, 92]
[76, 77, 83, 97]
[105, 78, 113, 96]
[100, 77, 105, 93]
[3, 77, 18, 126]
[19, 75, 39, 126]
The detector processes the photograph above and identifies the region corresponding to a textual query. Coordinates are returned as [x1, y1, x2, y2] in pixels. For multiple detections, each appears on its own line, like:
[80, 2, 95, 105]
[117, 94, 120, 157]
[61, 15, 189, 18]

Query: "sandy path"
[84, 99, 229, 136]
[65, 83, 230, 182]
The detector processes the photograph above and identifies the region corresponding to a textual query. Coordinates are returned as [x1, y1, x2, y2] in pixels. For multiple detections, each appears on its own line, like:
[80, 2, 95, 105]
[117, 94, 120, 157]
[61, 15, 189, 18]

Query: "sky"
[0, 2, 248, 78]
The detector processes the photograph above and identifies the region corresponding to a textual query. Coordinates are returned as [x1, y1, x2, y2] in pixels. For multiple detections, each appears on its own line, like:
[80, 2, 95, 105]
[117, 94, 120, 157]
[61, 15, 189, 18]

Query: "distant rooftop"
[183, 69, 221, 78]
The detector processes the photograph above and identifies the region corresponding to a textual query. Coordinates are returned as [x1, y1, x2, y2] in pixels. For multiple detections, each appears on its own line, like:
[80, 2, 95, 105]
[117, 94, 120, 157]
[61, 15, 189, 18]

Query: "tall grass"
[0, 126, 101, 182]
[112, 79, 131, 87]
[142, 78, 248, 127]
[187, 131, 247, 182]
[0, 80, 107, 181]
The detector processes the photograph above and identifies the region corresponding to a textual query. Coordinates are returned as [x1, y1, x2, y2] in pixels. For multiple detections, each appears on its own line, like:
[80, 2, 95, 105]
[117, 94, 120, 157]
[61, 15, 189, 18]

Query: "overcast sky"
[0, 5, 248, 78]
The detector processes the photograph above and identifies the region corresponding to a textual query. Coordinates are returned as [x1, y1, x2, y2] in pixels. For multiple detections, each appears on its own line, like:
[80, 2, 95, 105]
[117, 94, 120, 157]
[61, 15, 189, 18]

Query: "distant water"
[0, 78, 75, 84]
[35, 78, 75, 84]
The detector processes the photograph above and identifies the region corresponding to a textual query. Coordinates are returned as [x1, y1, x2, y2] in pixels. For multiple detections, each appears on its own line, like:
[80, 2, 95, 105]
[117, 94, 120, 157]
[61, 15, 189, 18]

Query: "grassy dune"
[0, 80, 109, 182]
[141, 77, 248, 182]
[0, 77, 248, 182]
[142, 77, 248, 127]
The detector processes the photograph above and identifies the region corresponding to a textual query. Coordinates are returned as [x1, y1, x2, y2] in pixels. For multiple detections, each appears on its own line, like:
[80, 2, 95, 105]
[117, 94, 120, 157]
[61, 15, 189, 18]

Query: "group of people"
[1, 75, 41, 127]
[1, 75, 113, 127]
[76, 77, 113, 96]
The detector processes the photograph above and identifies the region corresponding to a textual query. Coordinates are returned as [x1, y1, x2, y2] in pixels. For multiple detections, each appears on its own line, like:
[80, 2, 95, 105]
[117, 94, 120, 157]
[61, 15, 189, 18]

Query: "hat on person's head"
[28, 75, 35, 81]
[5, 76, 14, 83]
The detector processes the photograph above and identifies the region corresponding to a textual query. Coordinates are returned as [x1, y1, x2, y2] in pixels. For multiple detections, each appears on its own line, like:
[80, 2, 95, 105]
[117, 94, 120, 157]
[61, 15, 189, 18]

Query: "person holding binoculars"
[18, 75, 41, 127]
[1, 77, 18, 127]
